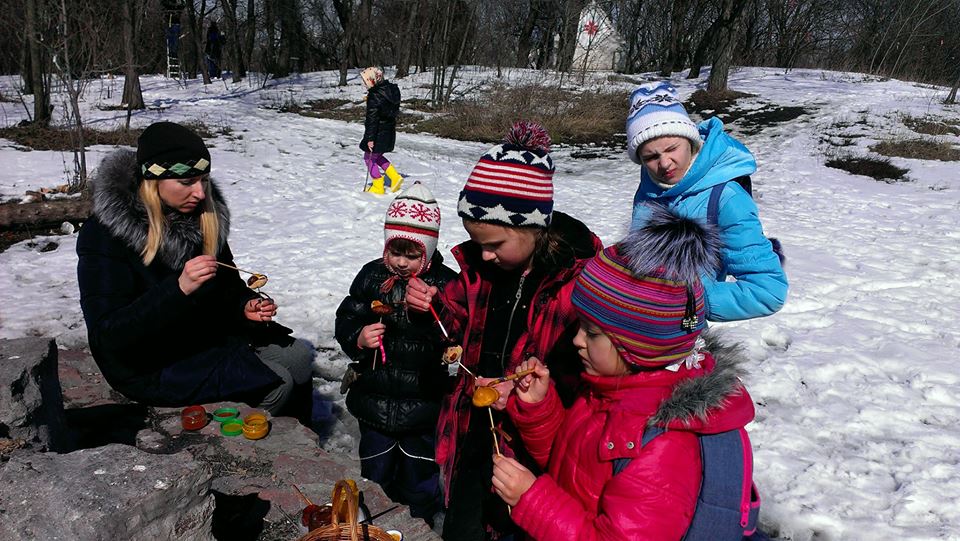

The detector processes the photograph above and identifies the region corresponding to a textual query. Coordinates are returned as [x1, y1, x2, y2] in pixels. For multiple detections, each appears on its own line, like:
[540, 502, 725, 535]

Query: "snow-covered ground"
[1, 66, 958, 540]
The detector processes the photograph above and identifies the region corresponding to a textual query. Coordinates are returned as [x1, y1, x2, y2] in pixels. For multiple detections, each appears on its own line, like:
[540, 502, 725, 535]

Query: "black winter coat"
[76, 150, 289, 406]
[335, 253, 456, 434]
[359, 80, 401, 154]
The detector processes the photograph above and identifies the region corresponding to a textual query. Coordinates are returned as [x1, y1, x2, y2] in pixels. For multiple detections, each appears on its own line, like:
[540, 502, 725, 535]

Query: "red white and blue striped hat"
[571, 205, 721, 367]
[457, 121, 555, 228]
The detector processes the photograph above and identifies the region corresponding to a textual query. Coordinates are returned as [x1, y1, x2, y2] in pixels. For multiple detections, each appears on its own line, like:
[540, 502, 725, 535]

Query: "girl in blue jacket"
[626, 82, 787, 322]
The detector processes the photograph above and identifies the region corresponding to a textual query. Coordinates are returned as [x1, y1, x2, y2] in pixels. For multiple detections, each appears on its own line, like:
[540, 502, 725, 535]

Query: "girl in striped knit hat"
[490, 205, 762, 541]
[406, 122, 601, 540]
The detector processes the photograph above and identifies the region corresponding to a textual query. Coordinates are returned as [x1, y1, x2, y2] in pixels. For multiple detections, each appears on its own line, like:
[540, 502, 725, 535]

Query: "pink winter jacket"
[506, 349, 756, 541]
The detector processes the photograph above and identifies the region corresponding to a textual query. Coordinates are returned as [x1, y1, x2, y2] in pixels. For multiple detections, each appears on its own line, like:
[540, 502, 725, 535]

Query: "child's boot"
[366, 176, 385, 195]
[385, 165, 404, 193]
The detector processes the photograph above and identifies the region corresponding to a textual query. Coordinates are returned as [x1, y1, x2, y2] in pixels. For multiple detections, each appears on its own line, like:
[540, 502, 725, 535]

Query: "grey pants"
[254, 338, 315, 414]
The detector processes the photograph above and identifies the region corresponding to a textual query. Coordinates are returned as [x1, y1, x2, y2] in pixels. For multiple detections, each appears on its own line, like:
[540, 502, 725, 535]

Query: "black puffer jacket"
[335, 253, 456, 434]
[76, 150, 289, 406]
[359, 80, 401, 153]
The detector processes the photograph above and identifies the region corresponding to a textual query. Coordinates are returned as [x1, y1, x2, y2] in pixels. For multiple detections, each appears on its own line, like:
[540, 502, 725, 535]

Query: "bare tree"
[25, 0, 51, 126]
[184, 0, 211, 83]
[121, 0, 145, 111]
[222, 0, 245, 81]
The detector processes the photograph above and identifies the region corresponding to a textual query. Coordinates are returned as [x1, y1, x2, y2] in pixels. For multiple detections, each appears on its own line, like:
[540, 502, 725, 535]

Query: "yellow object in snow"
[366, 176, 385, 195]
[385, 165, 403, 193]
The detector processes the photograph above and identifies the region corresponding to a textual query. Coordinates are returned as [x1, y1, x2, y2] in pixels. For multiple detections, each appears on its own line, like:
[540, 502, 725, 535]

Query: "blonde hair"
[139, 178, 219, 265]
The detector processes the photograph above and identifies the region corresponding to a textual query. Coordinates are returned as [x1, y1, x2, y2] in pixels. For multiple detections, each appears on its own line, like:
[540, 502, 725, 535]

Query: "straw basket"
[297, 480, 396, 541]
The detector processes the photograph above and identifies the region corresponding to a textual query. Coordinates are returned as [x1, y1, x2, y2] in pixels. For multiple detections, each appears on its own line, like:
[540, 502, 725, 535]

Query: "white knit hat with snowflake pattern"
[384, 181, 441, 274]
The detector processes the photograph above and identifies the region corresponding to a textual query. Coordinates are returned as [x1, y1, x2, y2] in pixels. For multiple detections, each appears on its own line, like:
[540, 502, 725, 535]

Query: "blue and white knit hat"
[457, 121, 554, 228]
[626, 82, 701, 165]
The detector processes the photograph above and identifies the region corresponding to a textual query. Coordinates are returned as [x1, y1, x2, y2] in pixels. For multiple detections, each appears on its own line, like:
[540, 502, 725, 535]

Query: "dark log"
[0, 198, 92, 230]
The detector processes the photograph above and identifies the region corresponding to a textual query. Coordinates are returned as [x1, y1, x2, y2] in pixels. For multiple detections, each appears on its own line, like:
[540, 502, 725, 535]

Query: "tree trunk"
[516, 1, 540, 68]
[0, 198, 93, 230]
[660, 0, 690, 77]
[557, 0, 587, 72]
[244, 0, 256, 74]
[706, 0, 752, 93]
[25, 0, 50, 126]
[186, 0, 211, 83]
[333, 0, 357, 86]
[396, 0, 423, 78]
[946, 72, 960, 104]
[121, 0, 145, 110]
[223, 0, 245, 81]
[21, 44, 33, 95]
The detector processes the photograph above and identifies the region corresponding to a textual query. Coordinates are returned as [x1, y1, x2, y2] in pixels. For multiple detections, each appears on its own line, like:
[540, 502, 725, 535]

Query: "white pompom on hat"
[383, 181, 441, 275]
[626, 82, 702, 165]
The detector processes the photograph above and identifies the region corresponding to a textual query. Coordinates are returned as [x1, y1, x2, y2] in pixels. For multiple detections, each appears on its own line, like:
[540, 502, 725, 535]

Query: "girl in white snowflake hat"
[334, 181, 457, 528]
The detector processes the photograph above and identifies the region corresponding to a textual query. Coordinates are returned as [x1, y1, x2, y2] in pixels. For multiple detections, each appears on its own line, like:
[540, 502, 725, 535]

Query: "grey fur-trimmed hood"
[649, 331, 751, 427]
[90, 149, 230, 269]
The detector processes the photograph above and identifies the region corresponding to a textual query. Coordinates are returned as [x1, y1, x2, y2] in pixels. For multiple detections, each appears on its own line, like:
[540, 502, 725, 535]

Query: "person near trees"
[205, 20, 223, 78]
[335, 182, 457, 528]
[359, 67, 404, 195]
[626, 82, 787, 322]
[405, 122, 602, 541]
[77, 122, 314, 420]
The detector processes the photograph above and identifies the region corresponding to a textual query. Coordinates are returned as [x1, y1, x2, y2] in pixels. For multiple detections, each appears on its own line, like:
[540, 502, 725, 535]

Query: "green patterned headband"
[141, 158, 211, 180]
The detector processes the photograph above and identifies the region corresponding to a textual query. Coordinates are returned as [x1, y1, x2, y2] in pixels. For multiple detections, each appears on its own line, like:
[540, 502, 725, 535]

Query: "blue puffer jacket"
[630, 117, 787, 321]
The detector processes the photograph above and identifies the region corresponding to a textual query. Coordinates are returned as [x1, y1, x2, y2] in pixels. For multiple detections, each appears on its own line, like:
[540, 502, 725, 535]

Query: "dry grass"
[0, 124, 142, 151]
[0, 120, 234, 152]
[825, 155, 909, 182]
[279, 98, 364, 122]
[413, 84, 628, 146]
[687, 88, 754, 117]
[871, 139, 960, 161]
[901, 115, 960, 137]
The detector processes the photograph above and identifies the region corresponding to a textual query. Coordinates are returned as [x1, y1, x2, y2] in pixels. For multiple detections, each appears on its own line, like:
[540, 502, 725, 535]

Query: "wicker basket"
[297, 480, 396, 541]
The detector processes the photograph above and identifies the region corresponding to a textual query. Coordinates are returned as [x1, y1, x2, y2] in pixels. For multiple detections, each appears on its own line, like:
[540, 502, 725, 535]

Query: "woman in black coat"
[76, 122, 314, 417]
[359, 66, 404, 194]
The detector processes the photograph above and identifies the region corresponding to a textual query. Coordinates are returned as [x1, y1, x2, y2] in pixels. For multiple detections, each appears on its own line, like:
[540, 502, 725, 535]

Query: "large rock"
[0, 443, 215, 540]
[51, 347, 441, 540]
[0, 337, 69, 452]
[138, 405, 440, 541]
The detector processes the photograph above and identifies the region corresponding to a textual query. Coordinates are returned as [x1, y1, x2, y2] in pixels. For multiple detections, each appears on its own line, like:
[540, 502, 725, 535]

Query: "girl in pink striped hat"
[406, 122, 602, 540]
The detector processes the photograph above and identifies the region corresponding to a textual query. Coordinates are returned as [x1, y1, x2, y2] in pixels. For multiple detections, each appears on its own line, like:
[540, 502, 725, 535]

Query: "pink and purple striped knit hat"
[457, 121, 555, 228]
[571, 205, 721, 368]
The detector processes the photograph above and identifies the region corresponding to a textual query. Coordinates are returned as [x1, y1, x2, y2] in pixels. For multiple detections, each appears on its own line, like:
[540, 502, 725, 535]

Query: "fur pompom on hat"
[384, 181, 441, 275]
[457, 121, 555, 228]
[571, 205, 721, 367]
[137, 121, 211, 180]
[626, 82, 702, 165]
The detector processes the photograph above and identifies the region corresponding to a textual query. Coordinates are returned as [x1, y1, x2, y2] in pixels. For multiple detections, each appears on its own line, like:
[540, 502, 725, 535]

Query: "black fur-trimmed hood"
[650, 331, 751, 427]
[91, 149, 230, 269]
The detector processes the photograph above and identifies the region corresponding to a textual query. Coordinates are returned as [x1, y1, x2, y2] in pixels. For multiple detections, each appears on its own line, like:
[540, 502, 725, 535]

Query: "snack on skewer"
[246, 273, 268, 289]
[442, 345, 463, 365]
[370, 300, 394, 315]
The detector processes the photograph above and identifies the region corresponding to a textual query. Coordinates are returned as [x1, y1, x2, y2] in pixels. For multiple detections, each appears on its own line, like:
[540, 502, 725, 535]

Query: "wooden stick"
[488, 407, 501, 457]
[457, 362, 477, 379]
[487, 368, 536, 385]
[216, 261, 257, 276]
[292, 484, 314, 507]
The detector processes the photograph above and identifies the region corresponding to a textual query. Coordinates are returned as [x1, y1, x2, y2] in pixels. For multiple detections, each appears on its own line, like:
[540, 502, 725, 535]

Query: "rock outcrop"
[0, 337, 440, 541]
